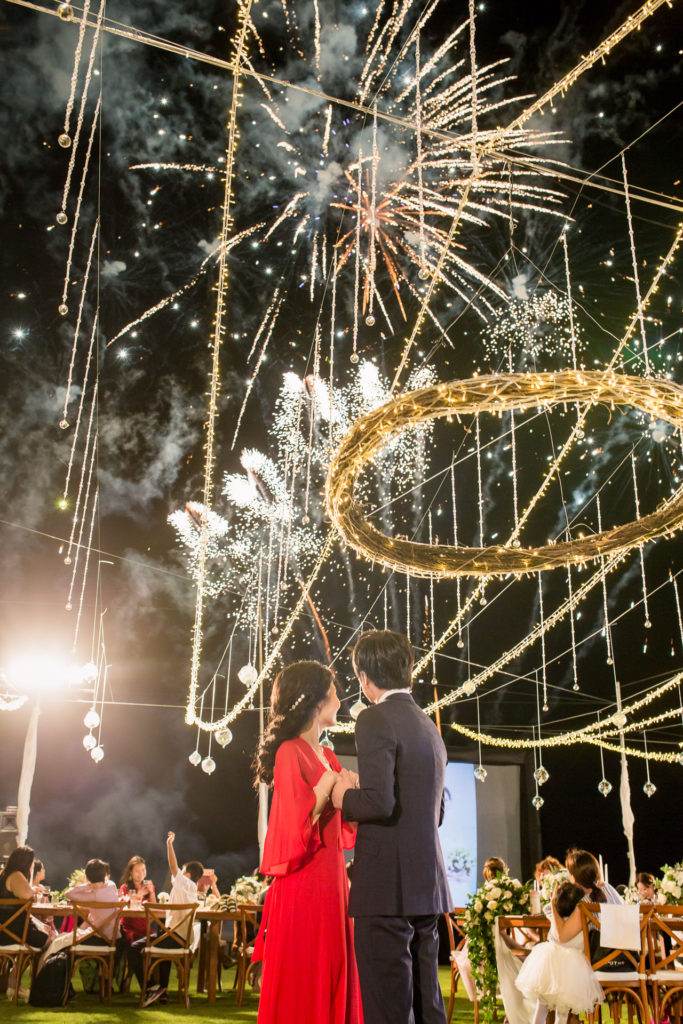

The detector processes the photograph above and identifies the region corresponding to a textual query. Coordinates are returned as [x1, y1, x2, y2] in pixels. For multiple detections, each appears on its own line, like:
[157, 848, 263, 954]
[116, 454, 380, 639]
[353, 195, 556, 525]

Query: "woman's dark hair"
[119, 856, 146, 889]
[33, 860, 44, 875]
[565, 848, 605, 903]
[636, 872, 655, 888]
[254, 661, 335, 787]
[85, 859, 110, 884]
[555, 881, 587, 919]
[352, 630, 413, 690]
[0, 845, 35, 886]
[483, 857, 508, 881]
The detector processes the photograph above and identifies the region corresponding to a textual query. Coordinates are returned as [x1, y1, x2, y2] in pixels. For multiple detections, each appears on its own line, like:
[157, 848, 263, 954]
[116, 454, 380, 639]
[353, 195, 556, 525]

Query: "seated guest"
[139, 831, 203, 1007]
[40, 859, 120, 963]
[483, 856, 508, 881]
[635, 872, 656, 902]
[535, 856, 563, 886]
[31, 860, 47, 896]
[1, 847, 52, 1000]
[119, 857, 155, 946]
[197, 869, 220, 902]
[565, 849, 623, 905]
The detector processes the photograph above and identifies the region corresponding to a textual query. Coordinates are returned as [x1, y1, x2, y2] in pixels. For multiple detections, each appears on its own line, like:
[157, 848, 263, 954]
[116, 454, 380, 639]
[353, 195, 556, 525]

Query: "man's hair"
[85, 859, 110, 884]
[183, 860, 204, 884]
[352, 630, 414, 690]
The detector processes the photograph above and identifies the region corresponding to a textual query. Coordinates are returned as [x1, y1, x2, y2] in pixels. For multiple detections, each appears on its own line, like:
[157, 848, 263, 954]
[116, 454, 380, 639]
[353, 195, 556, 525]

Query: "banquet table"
[31, 902, 258, 1004]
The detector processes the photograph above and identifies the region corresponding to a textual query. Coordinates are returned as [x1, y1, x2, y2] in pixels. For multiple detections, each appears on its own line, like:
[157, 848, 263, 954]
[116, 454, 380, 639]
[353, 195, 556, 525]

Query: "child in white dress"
[516, 881, 604, 1024]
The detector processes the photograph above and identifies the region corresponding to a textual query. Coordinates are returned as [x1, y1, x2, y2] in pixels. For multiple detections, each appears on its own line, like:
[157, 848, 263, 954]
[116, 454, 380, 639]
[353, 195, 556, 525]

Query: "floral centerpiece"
[656, 862, 683, 904]
[222, 873, 269, 911]
[53, 868, 87, 904]
[622, 885, 641, 904]
[462, 873, 532, 1023]
[538, 867, 570, 906]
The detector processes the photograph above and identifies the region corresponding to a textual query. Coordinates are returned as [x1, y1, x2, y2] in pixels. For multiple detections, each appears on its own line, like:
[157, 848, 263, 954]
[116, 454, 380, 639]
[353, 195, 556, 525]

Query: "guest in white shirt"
[141, 831, 203, 1007]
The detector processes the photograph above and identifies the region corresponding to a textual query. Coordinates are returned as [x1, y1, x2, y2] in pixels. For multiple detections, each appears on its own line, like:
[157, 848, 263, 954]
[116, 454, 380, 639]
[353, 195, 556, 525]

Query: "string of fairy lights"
[16, 0, 683, 789]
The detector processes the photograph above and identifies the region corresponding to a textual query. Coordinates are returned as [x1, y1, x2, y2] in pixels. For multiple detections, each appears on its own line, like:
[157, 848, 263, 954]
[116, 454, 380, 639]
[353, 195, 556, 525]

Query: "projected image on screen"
[439, 762, 478, 907]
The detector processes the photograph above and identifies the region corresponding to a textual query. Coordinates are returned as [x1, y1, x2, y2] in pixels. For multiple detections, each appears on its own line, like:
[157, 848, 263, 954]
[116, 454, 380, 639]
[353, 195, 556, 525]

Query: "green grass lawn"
[5, 964, 477, 1022]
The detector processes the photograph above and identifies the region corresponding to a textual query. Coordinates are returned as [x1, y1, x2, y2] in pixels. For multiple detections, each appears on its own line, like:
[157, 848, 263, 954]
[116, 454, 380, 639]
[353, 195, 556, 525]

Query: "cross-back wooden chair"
[443, 910, 474, 1024]
[647, 904, 683, 1024]
[233, 902, 262, 1006]
[68, 899, 124, 1004]
[139, 902, 197, 1009]
[0, 898, 33, 1004]
[580, 902, 652, 1024]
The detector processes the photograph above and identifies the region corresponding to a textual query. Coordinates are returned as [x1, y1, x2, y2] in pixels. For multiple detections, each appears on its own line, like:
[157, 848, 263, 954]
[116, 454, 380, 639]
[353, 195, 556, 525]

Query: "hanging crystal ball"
[237, 663, 258, 686]
[457, 639, 465, 649]
[320, 733, 334, 749]
[58, 3, 74, 19]
[598, 778, 613, 796]
[572, 683, 580, 691]
[201, 756, 216, 775]
[82, 733, 96, 751]
[532, 794, 544, 810]
[643, 780, 656, 798]
[188, 750, 201, 767]
[59, 418, 70, 430]
[534, 765, 549, 786]
[301, 514, 310, 525]
[474, 765, 487, 782]
[365, 314, 376, 326]
[644, 620, 652, 629]
[418, 267, 429, 280]
[215, 727, 233, 748]
[349, 352, 359, 364]
[58, 303, 68, 316]
[56, 211, 68, 225]
[463, 680, 476, 696]
[91, 745, 104, 763]
[84, 708, 100, 730]
[613, 711, 627, 728]
[58, 133, 72, 149]
[350, 699, 365, 720]
[65, 601, 72, 610]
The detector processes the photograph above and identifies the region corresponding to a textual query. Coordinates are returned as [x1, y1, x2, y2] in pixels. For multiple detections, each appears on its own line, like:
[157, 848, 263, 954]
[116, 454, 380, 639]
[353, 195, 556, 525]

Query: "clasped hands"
[329, 767, 358, 809]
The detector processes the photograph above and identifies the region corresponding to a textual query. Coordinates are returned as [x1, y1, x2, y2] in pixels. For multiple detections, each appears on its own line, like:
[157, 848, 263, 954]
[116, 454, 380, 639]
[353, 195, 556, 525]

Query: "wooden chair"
[443, 910, 475, 1024]
[0, 899, 33, 1004]
[67, 899, 124, 1004]
[647, 904, 683, 1024]
[233, 903, 261, 1006]
[580, 902, 652, 1024]
[139, 902, 197, 1009]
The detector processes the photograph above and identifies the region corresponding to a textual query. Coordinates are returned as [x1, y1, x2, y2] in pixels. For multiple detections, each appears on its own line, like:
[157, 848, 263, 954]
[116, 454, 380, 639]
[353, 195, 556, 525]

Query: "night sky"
[1, 0, 682, 892]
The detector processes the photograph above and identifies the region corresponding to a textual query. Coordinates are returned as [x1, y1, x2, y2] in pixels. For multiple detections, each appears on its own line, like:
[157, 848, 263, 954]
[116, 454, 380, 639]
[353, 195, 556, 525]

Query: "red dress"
[253, 737, 363, 1024]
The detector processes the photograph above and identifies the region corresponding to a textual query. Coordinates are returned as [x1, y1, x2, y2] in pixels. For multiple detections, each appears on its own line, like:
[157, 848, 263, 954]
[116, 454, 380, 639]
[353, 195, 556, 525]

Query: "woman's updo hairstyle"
[565, 848, 605, 903]
[254, 660, 335, 787]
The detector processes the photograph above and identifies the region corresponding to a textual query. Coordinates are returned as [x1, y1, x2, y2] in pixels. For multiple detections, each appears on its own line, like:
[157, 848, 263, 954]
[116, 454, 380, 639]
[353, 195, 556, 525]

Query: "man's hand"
[331, 771, 355, 809]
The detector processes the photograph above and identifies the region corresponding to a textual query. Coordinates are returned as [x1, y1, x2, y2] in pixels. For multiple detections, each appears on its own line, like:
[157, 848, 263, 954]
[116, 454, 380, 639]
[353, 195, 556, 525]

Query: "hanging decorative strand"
[60, 218, 99, 418]
[64, 381, 98, 565]
[621, 153, 650, 376]
[561, 228, 578, 371]
[406, 570, 411, 642]
[566, 558, 579, 691]
[538, 571, 548, 711]
[351, 145, 362, 364]
[66, 432, 98, 612]
[467, 0, 480, 178]
[596, 495, 613, 665]
[383, 584, 388, 631]
[59, 92, 101, 309]
[303, 324, 322, 521]
[534, 669, 550, 785]
[642, 731, 656, 796]
[450, 459, 464, 648]
[597, 712, 613, 795]
[328, 251, 337, 460]
[672, 571, 683, 654]
[428, 510, 437, 684]
[475, 413, 484, 548]
[60, 0, 92, 144]
[366, 104, 378, 326]
[508, 348, 520, 538]
[62, 313, 98, 503]
[531, 726, 544, 810]
[72, 488, 98, 651]
[474, 694, 487, 781]
[414, 28, 427, 276]
[631, 451, 651, 628]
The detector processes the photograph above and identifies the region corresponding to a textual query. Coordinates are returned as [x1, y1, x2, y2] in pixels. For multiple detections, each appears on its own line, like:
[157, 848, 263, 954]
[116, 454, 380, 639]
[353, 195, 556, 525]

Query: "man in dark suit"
[331, 629, 450, 1024]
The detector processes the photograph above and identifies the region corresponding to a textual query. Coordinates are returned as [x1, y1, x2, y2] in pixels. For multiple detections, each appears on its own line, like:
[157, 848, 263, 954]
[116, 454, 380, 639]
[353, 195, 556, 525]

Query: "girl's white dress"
[515, 925, 604, 1015]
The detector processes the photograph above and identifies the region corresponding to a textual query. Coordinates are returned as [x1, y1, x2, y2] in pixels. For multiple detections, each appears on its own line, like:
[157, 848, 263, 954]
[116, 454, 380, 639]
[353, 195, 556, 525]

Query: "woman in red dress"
[252, 660, 363, 1024]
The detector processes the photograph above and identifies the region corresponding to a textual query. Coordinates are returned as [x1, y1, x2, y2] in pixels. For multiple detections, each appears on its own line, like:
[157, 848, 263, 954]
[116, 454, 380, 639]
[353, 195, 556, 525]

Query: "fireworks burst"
[482, 292, 586, 366]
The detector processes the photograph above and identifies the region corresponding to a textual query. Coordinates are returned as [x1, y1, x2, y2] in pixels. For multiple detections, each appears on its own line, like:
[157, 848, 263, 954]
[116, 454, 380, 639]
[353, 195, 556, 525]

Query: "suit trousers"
[354, 914, 447, 1024]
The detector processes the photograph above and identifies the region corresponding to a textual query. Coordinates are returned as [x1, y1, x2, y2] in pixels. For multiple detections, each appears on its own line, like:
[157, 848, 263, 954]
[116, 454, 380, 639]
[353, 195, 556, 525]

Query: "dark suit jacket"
[342, 691, 451, 917]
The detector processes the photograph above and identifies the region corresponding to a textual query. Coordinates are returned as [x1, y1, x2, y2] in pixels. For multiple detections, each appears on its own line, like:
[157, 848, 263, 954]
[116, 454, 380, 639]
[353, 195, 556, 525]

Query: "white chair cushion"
[0, 943, 26, 952]
[145, 947, 189, 956]
[651, 969, 683, 981]
[73, 945, 116, 954]
[594, 971, 645, 981]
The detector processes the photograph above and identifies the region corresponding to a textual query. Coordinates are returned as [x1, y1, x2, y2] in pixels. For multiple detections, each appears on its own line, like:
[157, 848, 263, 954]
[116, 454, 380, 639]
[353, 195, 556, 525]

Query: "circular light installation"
[326, 370, 683, 578]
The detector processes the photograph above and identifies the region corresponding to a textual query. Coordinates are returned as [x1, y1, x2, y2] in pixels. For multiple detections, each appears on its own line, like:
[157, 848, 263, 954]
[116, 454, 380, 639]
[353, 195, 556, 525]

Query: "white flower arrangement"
[538, 866, 571, 905]
[622, 885, 641, 904]
[222, 873, 269, 911]
[656, 862, 683, 904]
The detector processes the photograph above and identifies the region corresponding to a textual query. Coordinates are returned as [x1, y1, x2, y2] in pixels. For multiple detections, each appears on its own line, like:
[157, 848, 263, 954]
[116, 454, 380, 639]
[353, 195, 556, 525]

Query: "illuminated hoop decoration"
[326, 370, 683, 578]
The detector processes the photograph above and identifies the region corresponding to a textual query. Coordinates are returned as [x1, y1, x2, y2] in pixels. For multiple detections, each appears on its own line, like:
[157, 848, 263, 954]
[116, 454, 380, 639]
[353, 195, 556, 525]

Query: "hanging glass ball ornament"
[572, 682, 580, 691]
[301, 514, 310, 525]
[457, 638, 465, 649]
[215, 727, 233, 748]
[82, 733, 96, 751]
[237, 664, 258, 686]
[418, 266, 429, 280]
[91, 745, 104, 763]
[463, 681, 476, 696]
[64, 555, 72, 565]
[84, 708, 100, 730]
[188, 750, 201, 767]
[271, 625, 279, 635]
[59, 418, 70, 430]
[606, 657, 613, 665]
[643, 780, 656, 798]
[597, 778, 613, 797]
[644, 620, 652, 629]
[58, 303, 68, 316]
[58, 133, 72, 149]
[349, 352, 359, 364]
[473, 765, 487, 782]
[201, 756, 216, 775]
[613, 711, 627, 728]
[365, 314, 376, 326]
[534, 765, 549, 786]
[350, 700, 365, 720]
[320, 732, 334, 750]
[65, 601, 72, 611]
[531, 794, 544, 810]
[56, 211, 68, 225]
[58, 3, 74, 19]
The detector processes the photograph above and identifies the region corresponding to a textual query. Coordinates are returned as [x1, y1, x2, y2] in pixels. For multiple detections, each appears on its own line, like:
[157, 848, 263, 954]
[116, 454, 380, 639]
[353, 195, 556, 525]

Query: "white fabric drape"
[16, 699, 41, 845]
[619, 744, 636, 886]
[494, 918, 535, 1024]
